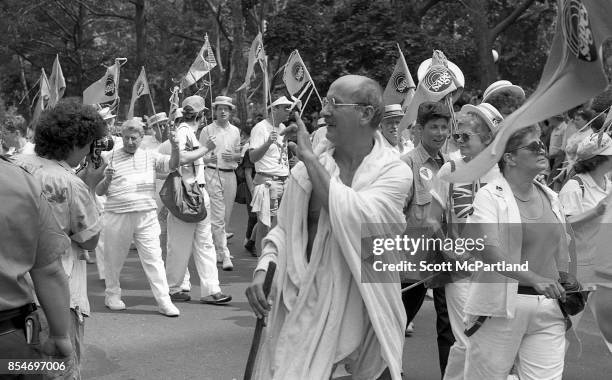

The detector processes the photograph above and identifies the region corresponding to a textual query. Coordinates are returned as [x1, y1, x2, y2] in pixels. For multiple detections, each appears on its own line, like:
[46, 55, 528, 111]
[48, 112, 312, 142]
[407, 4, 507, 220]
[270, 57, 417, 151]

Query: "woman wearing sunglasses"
[462, 125, 570, 380]
[435, 103, 503, 380]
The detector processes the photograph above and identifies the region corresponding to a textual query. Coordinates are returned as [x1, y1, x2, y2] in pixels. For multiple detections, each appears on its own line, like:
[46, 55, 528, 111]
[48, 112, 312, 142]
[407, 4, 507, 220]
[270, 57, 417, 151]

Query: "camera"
[90, 135, 114, 168]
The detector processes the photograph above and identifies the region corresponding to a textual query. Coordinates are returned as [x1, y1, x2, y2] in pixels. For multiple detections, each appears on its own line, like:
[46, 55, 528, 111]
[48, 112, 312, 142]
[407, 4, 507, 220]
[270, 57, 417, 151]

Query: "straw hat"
[461, 103, 504, 134]
[147, 112, 169, 127]
[98, 107, 116, 120]
[383, 104, 404, 119]
[182, 95, 207, 112]
[212, 96, 235, 109]
[482, 80, 525, 103]
[577, 133, 612, 161]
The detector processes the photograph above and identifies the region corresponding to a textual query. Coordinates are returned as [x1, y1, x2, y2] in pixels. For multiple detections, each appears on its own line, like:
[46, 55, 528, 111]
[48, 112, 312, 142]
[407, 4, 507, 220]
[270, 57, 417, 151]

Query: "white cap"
[482, 80, 525, 103]
[461, 103, 504, 134]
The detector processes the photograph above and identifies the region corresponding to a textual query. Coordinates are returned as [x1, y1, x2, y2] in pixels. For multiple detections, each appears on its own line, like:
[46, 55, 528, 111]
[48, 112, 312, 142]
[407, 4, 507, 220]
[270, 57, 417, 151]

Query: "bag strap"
[570, 175, 585, 198]
[464, 315, 488, 337]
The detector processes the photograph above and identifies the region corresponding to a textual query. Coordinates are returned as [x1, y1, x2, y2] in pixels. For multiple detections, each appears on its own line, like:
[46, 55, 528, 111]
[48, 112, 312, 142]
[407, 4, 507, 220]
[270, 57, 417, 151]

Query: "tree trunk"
[466, 0, 497, 90]
[75, 3, 86, 95]
[134, 0, 147, 115]
[17, 55, 31, 118]
[230, 0, 247, 129]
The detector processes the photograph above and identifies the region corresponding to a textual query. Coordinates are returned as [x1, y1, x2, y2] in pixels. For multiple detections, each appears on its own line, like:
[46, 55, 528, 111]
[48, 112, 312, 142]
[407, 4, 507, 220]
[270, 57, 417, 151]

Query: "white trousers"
[165, 190, 220, 297]
[443, 280, 471, 380]
[465, 294, 566, 380]
[94, 215, 106, 280]
[103, 210, 172, 306]
[205, 168, 236, 258]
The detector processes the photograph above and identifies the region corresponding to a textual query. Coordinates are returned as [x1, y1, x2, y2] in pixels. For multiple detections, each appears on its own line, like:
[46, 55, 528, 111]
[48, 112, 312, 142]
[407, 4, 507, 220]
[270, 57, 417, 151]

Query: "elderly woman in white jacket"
[463, 125, 570, 380]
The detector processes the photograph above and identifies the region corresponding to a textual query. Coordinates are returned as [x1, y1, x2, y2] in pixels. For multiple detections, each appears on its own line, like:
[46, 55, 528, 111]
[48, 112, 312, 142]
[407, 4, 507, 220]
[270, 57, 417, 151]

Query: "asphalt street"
[82, 205, 611, 379]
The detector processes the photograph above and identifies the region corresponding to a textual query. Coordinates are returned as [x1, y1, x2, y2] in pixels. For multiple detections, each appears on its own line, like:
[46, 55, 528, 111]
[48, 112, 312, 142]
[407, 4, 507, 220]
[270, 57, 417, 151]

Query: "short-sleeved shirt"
[199, 121, 241, 170]
[104, 148, 171, 213]
[559, 173, 611, 267]
[249, 119, 290, 177]
[164, 122, 206, 185]
[0, 158, 70, 312]
[13, 154, 101, 315]
[548, 122, 567, 156]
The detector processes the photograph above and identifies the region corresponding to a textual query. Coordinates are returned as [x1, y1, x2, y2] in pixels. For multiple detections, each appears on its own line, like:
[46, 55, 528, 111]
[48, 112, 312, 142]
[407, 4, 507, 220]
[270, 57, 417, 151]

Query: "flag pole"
[309, 80, 323, 107]
[148, 93, 157, 115]
[299, 86, 314, 118]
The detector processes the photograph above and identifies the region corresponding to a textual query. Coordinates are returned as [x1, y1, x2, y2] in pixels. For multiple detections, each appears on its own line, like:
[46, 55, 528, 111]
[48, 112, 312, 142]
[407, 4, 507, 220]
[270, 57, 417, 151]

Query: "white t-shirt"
[559, 173, 611, 271]
[159, 122, 205, 185]
[199, 121, 241, 170]
[548, 122, 567, 156]
[249, 119, 290, 177]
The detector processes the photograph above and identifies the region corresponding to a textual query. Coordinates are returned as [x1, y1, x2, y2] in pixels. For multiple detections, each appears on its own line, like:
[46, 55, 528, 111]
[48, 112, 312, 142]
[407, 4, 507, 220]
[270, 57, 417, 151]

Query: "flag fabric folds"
[168, 86, 180, 122]
[180, 34, 217, 91]
[237, 33, 265, 92]
[128, 67, 151, 118]
[397, 50, 458, 133]
[283, 50, 313, 96]
[442, 0, 612, 183]
[48, 54, 65, 108]
[83, 61, 120, 105]
[31, 69, 50, 128]
[383, 44, 416, 107]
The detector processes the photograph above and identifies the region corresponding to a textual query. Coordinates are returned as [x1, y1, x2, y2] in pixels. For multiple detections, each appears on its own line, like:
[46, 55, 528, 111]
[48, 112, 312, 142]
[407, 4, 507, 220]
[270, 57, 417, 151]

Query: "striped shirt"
[104, 148, 170, 213]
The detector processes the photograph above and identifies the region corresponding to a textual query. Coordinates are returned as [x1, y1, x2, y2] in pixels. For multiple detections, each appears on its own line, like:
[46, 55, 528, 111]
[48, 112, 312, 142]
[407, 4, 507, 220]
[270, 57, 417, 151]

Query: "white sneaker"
[222, 257, 234, 271]
[105, 297, 126, 311]
[158, 302, 180, 317]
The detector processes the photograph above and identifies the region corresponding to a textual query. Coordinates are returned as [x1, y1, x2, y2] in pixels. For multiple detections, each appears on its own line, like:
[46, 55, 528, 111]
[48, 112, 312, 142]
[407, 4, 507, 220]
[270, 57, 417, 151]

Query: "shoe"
[170, 292, 191, 302]
[217, 254, 223, 264]
[105, 297, 126, 311]
[244, 239, 256, 254]
[200, 293, 232, 305]
[222, 257, 234, 271]
[226, 232, 234, 240]
[405, 322, 414, 336]
[158, 302, 180, 317]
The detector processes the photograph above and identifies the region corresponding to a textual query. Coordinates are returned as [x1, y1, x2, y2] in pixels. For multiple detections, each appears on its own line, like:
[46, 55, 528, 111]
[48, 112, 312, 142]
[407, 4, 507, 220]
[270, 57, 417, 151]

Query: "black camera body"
[90, 136, 114, 168]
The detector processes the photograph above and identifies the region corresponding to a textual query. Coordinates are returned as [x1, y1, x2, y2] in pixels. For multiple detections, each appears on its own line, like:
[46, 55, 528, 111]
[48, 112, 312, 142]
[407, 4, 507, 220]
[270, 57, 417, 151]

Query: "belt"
[206, 166, 234, 173]
[0, 318, 21, 335]
[258, 172, 288, 181]
[518, 285, 540, 295]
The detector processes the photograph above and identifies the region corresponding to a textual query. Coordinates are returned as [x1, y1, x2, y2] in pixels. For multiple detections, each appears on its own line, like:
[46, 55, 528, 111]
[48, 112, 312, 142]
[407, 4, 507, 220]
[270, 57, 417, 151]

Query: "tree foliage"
[0, 0, 607, 124]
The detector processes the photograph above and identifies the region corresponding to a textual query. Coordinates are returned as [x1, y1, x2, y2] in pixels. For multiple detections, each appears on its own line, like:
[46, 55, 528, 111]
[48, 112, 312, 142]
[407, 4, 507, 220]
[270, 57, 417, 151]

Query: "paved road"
[82, 206, 611, 379]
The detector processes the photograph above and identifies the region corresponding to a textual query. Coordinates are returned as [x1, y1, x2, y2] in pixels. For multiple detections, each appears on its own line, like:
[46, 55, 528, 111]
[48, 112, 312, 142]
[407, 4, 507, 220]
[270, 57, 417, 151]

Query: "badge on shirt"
[419, 167, 433, 181]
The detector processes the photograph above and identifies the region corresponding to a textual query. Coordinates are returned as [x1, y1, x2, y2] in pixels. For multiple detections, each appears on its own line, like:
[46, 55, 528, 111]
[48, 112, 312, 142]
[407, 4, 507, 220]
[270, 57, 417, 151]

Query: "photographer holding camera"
[12, 99, 107, 378]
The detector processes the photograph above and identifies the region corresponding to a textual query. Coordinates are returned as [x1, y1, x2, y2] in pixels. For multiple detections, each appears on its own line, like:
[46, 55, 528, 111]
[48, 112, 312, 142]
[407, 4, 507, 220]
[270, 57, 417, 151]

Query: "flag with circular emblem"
[383, 44, 415, 107]
[128, 66, 151, 118]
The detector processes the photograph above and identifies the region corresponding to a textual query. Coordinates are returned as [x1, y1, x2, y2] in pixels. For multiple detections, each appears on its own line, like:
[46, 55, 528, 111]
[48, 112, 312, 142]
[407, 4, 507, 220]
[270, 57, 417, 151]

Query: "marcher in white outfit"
[464, 125, 570, 380]
[380, 104, 413, 155]
[162, 96, 232, 305]
[200, 96, 241, 271]
[435, 103, 504, 380]
[96, 118, 180, 317]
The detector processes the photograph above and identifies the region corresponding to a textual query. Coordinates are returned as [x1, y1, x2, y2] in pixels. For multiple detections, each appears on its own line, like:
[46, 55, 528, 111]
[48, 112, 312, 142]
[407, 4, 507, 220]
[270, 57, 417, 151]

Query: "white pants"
[465, 294, 566, 380]
[94, 214, 106, 280]
[165, 190, 220, 298]
[103, 210, 172, 306]
[205, 168, 236, 258]
[443, 280, 471, 380]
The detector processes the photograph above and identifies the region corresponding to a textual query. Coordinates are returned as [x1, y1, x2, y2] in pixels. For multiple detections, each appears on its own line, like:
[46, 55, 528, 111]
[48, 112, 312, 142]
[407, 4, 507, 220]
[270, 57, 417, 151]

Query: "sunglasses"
[452, 132, 479, 143]
[508, 140, 547, 154]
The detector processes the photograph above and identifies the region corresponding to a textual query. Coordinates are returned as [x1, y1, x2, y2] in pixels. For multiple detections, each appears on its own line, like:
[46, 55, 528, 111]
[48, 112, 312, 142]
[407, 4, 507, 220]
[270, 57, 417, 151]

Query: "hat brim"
[212, 102, 236, 109]
[483, 84, 525, 102]
[149, 118, 169, 126]
[461, 104, 498, 134]
[383, 111, 404, 119]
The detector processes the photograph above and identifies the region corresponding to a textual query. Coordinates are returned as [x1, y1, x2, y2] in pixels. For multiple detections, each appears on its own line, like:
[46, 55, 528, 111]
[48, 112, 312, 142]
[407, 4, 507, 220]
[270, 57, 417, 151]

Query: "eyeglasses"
[321, 97, 369, 109]
[508, 140, 547, 154]
[452, 132, 479, 143]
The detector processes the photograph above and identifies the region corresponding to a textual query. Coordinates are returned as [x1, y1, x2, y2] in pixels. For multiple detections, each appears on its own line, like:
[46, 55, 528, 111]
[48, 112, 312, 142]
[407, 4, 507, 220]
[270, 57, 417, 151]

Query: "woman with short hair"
[463, 125, 570, 380]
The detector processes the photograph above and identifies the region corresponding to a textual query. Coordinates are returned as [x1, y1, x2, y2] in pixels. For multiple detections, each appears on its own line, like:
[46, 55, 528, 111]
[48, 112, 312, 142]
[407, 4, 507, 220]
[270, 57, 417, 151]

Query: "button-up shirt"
[199, 121, 241, 170]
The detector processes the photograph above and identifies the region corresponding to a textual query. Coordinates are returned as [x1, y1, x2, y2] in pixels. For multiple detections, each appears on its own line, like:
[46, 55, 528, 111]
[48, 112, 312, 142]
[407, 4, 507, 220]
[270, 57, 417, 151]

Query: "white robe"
[253, 133, 412, 380]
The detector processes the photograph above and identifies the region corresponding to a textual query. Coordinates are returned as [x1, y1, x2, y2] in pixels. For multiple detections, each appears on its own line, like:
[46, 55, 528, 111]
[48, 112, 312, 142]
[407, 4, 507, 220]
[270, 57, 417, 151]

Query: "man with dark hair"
[13, 100, 107, 378]
[400, 101, 455, 375]
[246, 75, 411, 379]
[0, 156, 73, 364]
